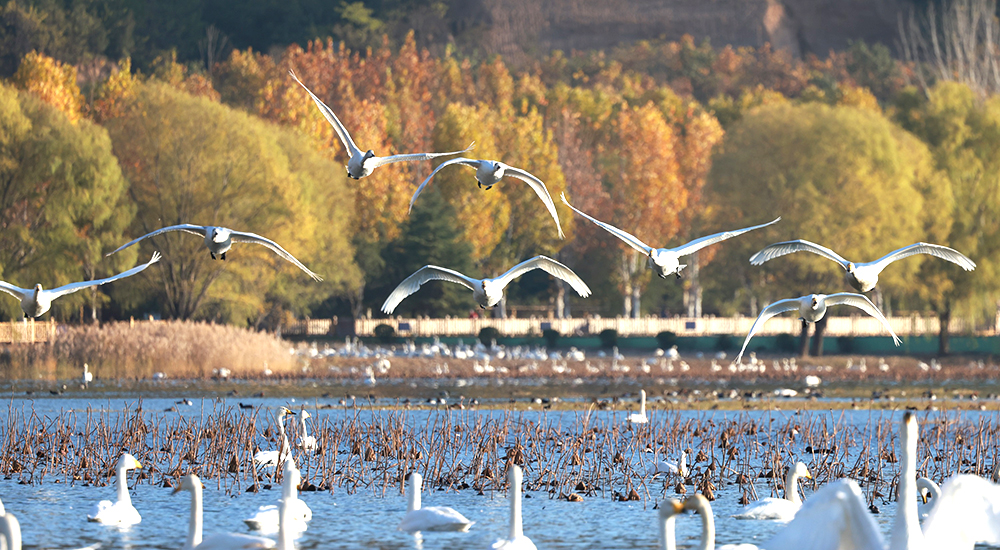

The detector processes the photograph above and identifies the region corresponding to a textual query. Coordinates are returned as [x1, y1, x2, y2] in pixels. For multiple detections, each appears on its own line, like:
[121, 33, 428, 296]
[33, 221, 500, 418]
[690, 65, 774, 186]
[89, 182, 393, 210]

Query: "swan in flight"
[175, 474, 276, 550]
[735, 293, 899, 364]
[916, 477, 941, 520]
[244, 459, 311, 535]
[682, 494, 760, 549]
[409, 158, 564, 238]
[296, 410, 317, 452]
[107, 225, 321, 281]
[628, 389, 649, 424]
[398, 472, 474, 532]
[749, 240, 975, 292]
[733, 462, 811, 521]
[0, 253, 160, 318]
[288, 70, 472, 180]
[763, 412, 1000, 550]
[87, 453, 143, 525]
[381, 256, 590, 314]
[492, 465, 535, 550]
[254, 407, 296, 469]
[562, 193, 779, 278]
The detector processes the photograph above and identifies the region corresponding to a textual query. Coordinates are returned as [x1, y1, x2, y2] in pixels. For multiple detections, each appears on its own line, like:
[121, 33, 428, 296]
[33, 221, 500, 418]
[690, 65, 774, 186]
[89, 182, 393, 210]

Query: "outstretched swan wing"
[763, 479, 883, 550]
[922, 474, 1000, 549]
[408, 158, 482, 213]
[382, 266, 478, 314]
[289, 70, 360, 157]
[749, 239, 850, 269]
[560, 193, 652, 255]
[671, 217, 780, 257]
[868, 242, 977, 273]
[735, 298, 802, 364]
[825, 293, 900, 346]
[494, 256, 591, 297]
[106, 225, 207, 256]
[229, 231, 323, 282]
[504, 166, 564, 239]
[0, 281, 29, 301]
[370, 142, 475, 170]
[49, 253, 161, 299]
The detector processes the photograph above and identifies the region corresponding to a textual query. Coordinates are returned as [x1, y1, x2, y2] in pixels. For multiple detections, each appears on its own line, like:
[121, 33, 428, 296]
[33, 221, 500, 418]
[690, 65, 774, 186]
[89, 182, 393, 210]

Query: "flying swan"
[398, 471, 474, 532]
[107, 226, 321, 281]
[87, 453, 143, 525]
[0, 253, 160, 318]
[732, 462, 811, 521]
[381, 256, 590, 314]
[175, 474, 275, 550]
[562, 193, 779, 279]
[749, 239, 975, 293]
[409, 158, 565, 238]
[734, 293, 900, 364]
[289, 70, 472, 179]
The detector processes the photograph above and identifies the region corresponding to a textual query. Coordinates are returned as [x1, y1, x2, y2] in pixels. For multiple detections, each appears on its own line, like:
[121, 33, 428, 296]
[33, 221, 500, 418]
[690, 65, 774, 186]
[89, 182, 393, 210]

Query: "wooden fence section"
[0, 319, 57, 343]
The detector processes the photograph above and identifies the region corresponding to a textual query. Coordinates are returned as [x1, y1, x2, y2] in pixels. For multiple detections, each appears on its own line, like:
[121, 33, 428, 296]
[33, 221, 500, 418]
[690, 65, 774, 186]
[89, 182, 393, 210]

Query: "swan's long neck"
[639, 390, 646, 416]
[187, 484, 203, 550]
[890, 415, 924, 550]
[659, 512, 676, 550]
[408, 475, 421, 513]
[695, 499, 714, 550]
[1, 514, 21, 550]
[278, 416, 289, 454]
[510, 468, 523, 540]
[784, 468, 801, 505]
[277, 499, 292, 550]
[116, 466, 131, 506]
[300, 417, 309, 440]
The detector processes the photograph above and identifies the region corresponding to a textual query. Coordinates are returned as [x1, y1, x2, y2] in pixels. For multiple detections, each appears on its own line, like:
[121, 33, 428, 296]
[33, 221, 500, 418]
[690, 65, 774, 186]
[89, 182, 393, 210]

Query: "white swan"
[107, 226, 321, 281]
[87, 453, 143, 525]
[658, 499, 684, 550]
[382, 256, 590, 314]
[398, 472, 474, 532]
[916, 477, 941, 520]
[297, 411, 317, 452]
[288, 70, 472, 180]
[749, 239, 975, 293]
[562, 193, 779, 279]
[82, 363, 93, 388]
[733, 462, 811, 521]
[734, 293, 900, 364]
[0, 253, 160, 318]
[682, 494, 760, 549]
[254, 407, 296, 469]
[491, 465, 535, 550]
[763, 412, 1000, 550]
[0, 512, 19, 550]
[244, 459, 312, 534]
[647, 451, 688, 478]
[409, 158, 564, 238]
[175, 474, 275, 550]
[628, 389, 649, 424]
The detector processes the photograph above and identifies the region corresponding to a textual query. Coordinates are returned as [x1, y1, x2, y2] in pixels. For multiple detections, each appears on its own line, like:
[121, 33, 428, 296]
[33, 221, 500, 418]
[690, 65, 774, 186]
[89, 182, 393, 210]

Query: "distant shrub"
[478, 327, 501, 346]
[715, 334, 734, 351]
[599, 329, 618, 348]
[656, 331, 677, 349]
[775, 333, 797, 352]
[542, 328, 560, 348]
[373, 324, 395, 344]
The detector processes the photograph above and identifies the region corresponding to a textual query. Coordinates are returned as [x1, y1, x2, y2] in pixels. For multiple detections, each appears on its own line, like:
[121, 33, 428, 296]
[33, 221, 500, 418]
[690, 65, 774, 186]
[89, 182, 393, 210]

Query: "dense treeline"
[2, 0, 999, 355]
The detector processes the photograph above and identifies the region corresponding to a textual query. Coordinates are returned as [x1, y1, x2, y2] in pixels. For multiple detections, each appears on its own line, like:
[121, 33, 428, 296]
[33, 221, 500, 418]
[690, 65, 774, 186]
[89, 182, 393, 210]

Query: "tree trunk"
[623, 282, 632, 317]
[631, 285, 641, 319]
[498, 297, 507, 319]
[556, 282, 566, 319]
[810, 317, 827, 356]
[939, 307, 951, 355]
[798, 320, 811, 357]
[684, 252, 702, 317]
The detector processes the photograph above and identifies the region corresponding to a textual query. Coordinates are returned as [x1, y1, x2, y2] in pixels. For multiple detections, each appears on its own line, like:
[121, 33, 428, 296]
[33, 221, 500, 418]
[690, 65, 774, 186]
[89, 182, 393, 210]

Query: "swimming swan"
[107, 225, 321, 281]
[763, 412, 1000, 550]
[398, 472, 474, 532]
[734, 293, 900, 364]
[628, 389, 649, 424]
[254, 407, 296, 469]
[382, 256, 590, 314]
[296, 411, 317, 452]
[175, 474, 275, 550]
[658, 499, 684, 550]
[562, 193, 779, 279]
[647, 451, 688, 478]
[244, 459, 312, 534]
[289, 70, 472, 180]
[491, 465, 535, 550]
[0, 511, 20, 550]
[87, 453, 143, 525]
[733, 462, 811, 521]
[0, 253, 160, 318]
[916, 477, 941, 520]
[749, 240, 975, 293]
[409, 158, 564, 238]
[682, 494, 760, 549]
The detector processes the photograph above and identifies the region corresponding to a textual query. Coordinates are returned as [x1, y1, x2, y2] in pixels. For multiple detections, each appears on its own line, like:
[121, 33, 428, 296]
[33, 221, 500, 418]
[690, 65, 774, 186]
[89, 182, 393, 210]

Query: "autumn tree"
[12, 51, 83, 122]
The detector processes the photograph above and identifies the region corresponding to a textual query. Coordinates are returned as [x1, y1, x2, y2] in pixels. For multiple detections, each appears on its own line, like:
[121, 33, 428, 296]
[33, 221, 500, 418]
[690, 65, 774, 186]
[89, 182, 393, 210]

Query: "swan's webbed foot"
[221, 252, 227, 261]
[675, 272, 682, 280]
[210, 252, 216, 260]
[477, 181, 483, 189]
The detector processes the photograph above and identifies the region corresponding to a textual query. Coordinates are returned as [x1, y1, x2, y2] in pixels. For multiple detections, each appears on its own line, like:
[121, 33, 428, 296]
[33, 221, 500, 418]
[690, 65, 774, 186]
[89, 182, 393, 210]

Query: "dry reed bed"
[1, 403, 997, 505]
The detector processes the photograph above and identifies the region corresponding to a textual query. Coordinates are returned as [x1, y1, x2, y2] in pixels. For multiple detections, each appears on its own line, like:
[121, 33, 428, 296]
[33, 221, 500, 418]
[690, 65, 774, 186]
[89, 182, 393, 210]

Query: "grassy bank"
[0, 321, 294, 381]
